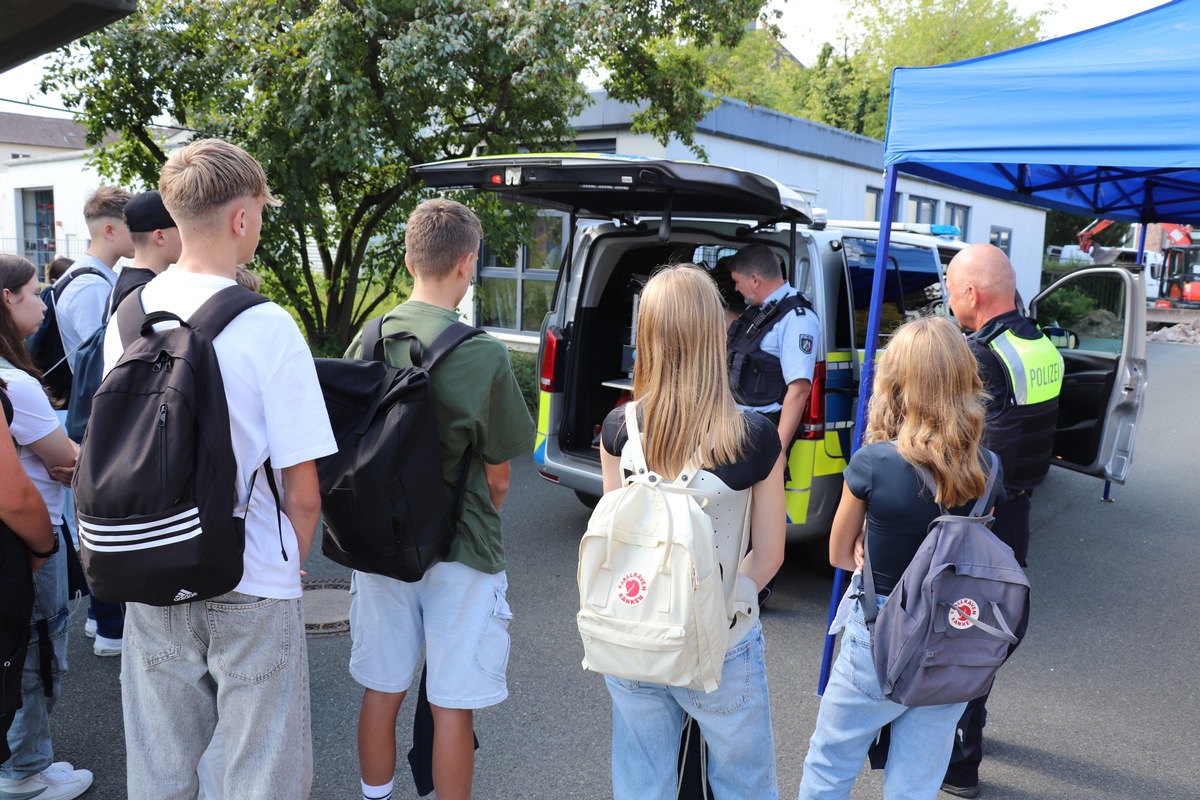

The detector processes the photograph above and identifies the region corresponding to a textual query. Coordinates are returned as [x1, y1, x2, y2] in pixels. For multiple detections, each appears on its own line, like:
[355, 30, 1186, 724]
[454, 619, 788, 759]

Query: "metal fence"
[0, 237, 91, 281]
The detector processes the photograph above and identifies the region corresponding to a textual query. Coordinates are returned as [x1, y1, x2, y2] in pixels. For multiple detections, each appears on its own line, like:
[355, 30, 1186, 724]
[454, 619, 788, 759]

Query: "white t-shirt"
[103, 270, 336, 599]
[0, 365, 65, 524]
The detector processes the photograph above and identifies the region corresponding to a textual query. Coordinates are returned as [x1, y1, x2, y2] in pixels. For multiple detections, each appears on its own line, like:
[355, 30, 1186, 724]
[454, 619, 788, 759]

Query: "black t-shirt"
[601, 407, 780, 490]
[846, 442, 1005, 595]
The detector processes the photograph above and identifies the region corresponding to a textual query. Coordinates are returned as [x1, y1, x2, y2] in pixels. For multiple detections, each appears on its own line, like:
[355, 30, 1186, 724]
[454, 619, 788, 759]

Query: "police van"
[414, 155, 1146, 541]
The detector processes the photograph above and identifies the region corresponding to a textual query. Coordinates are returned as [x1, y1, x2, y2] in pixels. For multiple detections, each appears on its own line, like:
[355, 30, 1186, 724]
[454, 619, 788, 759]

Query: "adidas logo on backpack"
[576, 403, 745, 693]
[862, 448, 1031, 707]
[74, 285, 272, 606]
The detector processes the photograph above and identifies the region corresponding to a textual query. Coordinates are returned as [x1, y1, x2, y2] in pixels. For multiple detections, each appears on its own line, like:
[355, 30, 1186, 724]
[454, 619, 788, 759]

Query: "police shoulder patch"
[800, 334, 814, 354]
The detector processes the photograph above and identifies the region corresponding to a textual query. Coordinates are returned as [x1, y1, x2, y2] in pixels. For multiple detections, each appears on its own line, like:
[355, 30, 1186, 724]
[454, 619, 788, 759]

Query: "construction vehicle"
[1153, 243, 1200, 307]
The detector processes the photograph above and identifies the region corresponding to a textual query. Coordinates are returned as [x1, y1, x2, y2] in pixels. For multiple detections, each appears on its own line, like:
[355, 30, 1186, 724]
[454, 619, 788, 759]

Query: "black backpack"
[73, 285, 272, 606]
[314, 318, 481, 581]
[65, 269, 156, 441]
[25, 266, 106, 405]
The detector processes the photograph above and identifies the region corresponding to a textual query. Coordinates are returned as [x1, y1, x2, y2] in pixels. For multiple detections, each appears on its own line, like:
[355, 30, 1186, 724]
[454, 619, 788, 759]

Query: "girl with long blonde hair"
[797, 315, 1003, 799]
[598, 263, 786, 798]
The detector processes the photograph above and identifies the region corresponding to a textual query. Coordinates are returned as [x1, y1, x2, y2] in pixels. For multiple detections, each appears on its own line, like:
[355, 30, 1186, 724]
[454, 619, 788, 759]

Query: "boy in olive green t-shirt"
[348, 199, 534, 800]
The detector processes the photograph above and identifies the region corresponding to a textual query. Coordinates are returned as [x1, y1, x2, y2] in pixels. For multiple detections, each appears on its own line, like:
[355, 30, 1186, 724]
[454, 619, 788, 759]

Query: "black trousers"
[946, 490, 1032, 784]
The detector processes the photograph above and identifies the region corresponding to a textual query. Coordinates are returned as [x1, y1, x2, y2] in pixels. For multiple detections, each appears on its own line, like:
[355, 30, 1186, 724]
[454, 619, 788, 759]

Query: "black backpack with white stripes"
[74, 285, 271, 605]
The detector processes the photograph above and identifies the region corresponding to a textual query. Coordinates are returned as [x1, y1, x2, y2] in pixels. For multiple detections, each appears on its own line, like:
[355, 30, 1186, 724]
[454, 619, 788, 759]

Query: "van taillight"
[800, 361, 825, 440]
[540, 327, 561, 393]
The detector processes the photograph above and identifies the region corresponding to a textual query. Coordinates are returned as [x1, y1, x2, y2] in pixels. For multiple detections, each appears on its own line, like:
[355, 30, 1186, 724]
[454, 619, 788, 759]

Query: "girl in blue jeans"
[598, 264, 786, 799]
[798, 316, 1003, 800]
[0, 254, 91, 799]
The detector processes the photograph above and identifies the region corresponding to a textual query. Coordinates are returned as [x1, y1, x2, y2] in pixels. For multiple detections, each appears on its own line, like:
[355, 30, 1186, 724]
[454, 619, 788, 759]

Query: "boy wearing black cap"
[112, 189, 182, 312]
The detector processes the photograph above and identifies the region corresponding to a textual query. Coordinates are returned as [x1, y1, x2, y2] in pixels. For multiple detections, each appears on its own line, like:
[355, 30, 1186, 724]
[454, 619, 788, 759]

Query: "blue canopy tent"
[819, 0, 1194, 692]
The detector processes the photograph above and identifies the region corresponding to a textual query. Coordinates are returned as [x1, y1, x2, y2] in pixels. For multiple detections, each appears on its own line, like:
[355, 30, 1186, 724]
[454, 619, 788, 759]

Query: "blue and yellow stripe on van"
[784, 351, 853, 525]
[533, 391, 551, 465]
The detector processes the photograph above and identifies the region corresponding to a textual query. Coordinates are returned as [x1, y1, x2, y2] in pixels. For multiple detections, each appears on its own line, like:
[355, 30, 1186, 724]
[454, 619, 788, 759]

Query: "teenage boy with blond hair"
[56, 186, 134, 377]
[349, 198, 534, 800]
[102, 139, 336, 800]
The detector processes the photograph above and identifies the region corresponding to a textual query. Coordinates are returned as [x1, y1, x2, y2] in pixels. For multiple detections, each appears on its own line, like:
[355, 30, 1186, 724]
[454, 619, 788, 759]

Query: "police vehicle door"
[1030, 267, 1147, 483]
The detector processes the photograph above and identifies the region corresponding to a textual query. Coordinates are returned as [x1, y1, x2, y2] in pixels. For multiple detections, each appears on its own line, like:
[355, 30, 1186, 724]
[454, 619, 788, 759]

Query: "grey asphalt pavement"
[48, 341, 1200, 799]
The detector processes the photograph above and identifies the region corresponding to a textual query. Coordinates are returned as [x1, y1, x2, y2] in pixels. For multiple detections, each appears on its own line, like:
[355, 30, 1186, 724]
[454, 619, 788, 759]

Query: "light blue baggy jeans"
[122, 591, 311, 800]
[797, 595, 967, 800]
[604, 621, 778, 800]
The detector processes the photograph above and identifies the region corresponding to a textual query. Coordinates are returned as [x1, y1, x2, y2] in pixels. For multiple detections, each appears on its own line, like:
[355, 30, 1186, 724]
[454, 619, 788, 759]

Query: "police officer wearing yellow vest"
[941, 243, 1063, 798]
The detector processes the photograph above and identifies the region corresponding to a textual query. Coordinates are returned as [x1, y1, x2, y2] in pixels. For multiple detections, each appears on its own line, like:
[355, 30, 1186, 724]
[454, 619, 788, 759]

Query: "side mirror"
[1150, 262, 1164, 280]
[1041, 326, 1079, 350]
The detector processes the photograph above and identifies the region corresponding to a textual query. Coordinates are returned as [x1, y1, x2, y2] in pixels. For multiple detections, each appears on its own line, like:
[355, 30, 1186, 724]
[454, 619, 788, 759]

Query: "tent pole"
[818, 165, 900, 696]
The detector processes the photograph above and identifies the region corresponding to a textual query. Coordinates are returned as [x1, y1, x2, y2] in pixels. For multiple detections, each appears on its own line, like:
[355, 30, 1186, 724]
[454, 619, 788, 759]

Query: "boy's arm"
[280, 460, 322, 563]
[483, 460, 511, 511]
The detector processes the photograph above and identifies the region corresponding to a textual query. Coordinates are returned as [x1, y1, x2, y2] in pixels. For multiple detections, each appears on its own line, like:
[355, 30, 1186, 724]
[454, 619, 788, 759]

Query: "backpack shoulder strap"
[421, 322, 483, 370]
[969, 451, 1001, 518]
[621, 401, 650, 477]
[52, 265, 107, 300]
[187, 285, 271, 339]
[115, 286, 148, 349]
[360, 316, 384, 360]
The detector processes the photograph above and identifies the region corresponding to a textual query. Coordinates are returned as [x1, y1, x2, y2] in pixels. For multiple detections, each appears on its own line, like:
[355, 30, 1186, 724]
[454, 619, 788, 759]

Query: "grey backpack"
[862, 451, 1030, 707]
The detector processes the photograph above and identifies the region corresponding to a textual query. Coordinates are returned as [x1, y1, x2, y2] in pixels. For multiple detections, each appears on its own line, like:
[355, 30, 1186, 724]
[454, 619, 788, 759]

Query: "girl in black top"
[798, 316, 1003, 800]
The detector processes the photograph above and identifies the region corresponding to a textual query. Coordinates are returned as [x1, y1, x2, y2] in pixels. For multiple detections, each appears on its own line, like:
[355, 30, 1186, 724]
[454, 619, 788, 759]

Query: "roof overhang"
[1, 0, 137, 73]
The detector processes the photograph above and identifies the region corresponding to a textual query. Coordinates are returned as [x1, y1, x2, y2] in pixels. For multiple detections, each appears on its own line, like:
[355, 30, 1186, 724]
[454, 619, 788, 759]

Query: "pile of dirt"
[1149, 319, 1200, 344]
[1076, 309, 1124, 339]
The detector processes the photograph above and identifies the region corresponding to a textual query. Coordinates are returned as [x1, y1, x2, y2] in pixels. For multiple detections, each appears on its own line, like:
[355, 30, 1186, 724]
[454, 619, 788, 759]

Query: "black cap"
[124, 190, 176, 232]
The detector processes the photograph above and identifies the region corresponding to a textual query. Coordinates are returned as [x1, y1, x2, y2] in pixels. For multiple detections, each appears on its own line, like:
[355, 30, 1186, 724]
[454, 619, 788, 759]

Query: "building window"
[10, 152, 31, 160]
[945, 203, 970, 238]
[574, 138, 618, 154]
[990, 226, 1012, 255]
[908, 195, 938, 225]
[478, 213, 567, 333]
[865, 187, 901, 222]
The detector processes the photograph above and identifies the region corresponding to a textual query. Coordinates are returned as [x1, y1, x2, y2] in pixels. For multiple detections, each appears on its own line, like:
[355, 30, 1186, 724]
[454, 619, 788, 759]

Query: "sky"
[0, 0, 1175, 118]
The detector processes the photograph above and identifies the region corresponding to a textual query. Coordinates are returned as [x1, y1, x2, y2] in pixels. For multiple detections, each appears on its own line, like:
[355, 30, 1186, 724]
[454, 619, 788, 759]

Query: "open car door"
[1030, 267, 1146, 483]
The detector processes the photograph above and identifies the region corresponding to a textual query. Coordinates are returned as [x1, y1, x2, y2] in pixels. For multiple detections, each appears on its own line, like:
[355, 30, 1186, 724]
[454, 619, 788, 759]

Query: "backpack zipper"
[157, 404, 168, 486]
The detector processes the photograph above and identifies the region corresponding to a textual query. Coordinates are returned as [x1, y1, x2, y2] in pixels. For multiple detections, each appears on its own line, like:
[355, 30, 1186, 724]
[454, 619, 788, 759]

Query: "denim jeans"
[798, 597, 967, 800]
[0, 530, 68, 780]
[605, 621, 778, 800]
[122, 592, 312, 800]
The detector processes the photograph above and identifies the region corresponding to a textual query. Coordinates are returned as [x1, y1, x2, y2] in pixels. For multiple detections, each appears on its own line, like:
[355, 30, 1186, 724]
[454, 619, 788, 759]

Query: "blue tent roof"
[884, 0, 1200, 223]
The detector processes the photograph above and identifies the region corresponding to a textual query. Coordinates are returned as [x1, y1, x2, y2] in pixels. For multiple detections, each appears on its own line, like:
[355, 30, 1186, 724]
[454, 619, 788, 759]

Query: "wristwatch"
[28, 530, 60, 559]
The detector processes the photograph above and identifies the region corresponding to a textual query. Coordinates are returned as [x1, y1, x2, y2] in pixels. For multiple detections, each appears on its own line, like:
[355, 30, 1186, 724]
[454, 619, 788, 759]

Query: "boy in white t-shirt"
[102, 139, 336, 800]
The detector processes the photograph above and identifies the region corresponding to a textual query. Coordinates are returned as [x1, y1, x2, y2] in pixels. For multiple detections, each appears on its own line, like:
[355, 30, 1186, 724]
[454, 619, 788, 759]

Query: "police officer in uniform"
[942, 243, 1064, 798]
[725, 245, 821, 604]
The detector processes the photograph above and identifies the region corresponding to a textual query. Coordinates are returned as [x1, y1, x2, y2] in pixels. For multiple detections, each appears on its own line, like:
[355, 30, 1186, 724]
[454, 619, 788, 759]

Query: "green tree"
[692, 27, 806, 117]
[798, 0, 1044, 139]
[44, 0, 764, 348]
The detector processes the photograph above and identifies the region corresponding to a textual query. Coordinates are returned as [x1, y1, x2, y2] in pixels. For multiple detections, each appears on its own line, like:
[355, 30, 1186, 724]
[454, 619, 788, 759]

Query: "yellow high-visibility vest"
[988, 330, 1063, 405]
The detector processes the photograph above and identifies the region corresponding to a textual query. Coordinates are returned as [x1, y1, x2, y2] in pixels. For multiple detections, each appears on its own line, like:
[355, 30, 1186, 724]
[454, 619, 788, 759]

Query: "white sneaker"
[83, 618, 97, 639]
[0, 763, 93, 800]
[93, 635, 122, 657]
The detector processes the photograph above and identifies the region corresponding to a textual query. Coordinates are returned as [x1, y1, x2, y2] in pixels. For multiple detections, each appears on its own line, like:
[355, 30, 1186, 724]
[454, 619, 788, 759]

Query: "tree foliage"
[796, 0, 1044, 139]
[44, 0, 764, 347]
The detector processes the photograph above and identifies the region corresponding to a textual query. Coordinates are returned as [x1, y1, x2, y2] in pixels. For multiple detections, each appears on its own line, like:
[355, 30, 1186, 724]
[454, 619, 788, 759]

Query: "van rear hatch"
[413, 154, 814, 224]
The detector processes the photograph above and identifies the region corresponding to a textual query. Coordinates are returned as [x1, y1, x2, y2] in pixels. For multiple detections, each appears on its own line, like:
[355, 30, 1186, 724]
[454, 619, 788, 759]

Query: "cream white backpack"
[576, 403, 750, 693]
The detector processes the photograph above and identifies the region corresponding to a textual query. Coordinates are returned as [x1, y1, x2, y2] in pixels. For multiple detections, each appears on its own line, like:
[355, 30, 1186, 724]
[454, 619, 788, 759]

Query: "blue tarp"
[884, 0, 1200, 223]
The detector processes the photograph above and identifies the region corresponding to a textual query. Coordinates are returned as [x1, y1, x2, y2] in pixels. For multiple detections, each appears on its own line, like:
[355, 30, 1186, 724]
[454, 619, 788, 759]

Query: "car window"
[1035, 272, 1127, 355]
[835, 237, 943, 351]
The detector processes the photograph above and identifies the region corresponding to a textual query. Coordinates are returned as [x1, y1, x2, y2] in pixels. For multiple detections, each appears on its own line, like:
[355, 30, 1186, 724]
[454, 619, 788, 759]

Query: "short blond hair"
[84, 186, 131, 223]
[159, 138, 280, 222]
[405, 199, 482, 280]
